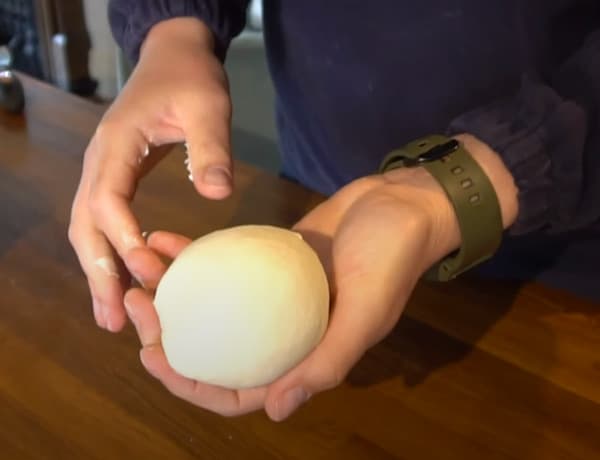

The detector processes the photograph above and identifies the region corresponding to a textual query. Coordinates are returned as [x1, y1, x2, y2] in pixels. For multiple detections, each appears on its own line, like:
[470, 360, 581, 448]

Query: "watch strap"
[380, 135, 503, 281]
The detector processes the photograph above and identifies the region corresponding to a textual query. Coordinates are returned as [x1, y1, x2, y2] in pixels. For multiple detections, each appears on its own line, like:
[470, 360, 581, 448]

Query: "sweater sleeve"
[448, 29, 600, 235]
[107, 0, 250, 62]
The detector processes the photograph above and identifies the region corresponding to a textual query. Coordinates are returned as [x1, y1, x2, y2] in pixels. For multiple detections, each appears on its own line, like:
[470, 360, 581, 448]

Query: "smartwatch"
[379, 135, 503, 281]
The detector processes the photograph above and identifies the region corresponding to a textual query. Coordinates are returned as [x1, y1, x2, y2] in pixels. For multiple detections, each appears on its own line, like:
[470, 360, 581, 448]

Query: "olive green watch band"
[379, 135, 503, 281]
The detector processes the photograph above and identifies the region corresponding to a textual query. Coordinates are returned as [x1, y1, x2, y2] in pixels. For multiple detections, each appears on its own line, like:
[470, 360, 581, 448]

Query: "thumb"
[181, 90, 233, 200]
[264, 271, 408, 422]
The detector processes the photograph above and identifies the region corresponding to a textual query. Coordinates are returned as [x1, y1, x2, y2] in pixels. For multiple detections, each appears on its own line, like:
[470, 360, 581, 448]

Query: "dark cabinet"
[0, 0, 96, 96]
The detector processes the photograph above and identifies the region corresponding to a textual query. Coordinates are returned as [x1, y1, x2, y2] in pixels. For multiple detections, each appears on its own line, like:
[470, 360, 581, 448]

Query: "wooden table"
[0, 75, 599, 460]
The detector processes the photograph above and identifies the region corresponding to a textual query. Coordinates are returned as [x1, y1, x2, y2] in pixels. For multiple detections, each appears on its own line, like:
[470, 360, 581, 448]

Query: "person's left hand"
[122, 163, 467, 421]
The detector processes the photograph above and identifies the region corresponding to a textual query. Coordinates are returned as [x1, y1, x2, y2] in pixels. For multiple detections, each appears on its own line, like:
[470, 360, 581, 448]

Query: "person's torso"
[262, 0, 595, 192]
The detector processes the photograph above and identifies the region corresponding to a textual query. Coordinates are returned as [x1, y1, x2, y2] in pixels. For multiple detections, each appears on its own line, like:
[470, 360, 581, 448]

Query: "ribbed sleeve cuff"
[108, 0, 248, 62]
[448, 76, 587, 235]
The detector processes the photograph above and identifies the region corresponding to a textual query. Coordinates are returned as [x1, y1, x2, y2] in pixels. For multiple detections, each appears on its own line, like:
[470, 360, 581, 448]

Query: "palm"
[295, 177, 425, 357]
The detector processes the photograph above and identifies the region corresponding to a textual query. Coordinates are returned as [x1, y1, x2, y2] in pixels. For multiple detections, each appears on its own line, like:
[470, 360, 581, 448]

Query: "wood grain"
[0, 74, 598, 460]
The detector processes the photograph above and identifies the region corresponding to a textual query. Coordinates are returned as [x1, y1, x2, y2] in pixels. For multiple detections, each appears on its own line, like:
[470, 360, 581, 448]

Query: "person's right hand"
[68, 18, 234, 332]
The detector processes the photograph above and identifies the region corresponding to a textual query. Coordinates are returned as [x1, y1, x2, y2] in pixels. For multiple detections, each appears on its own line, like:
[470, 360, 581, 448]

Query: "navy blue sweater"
[108, 0, 600, 300]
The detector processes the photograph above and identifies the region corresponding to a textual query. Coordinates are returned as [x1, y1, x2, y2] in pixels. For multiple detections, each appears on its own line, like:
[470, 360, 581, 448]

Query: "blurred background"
[0, 0, 279, 172]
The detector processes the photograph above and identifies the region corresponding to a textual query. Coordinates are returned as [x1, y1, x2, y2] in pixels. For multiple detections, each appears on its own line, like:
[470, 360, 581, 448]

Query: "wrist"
[379, 167, 460, 272]
[453, 133, 519, 230]
[141, 17, 215, 59]
[379, 134, 519, 274]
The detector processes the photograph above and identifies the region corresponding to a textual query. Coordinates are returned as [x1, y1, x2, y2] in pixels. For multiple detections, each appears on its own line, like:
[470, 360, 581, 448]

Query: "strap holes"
[469, 193, 480, 204]
[461, 178, 473, 189]
[451, 166, 463, 175]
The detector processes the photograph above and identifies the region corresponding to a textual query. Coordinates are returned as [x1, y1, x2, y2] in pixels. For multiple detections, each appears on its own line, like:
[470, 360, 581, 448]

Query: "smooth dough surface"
[154, 225, 330, 389]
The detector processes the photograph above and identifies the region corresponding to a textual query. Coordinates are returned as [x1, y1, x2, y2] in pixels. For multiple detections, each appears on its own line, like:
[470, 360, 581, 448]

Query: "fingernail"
[203, 167, 231, 187]
[274, 387, 309, 422]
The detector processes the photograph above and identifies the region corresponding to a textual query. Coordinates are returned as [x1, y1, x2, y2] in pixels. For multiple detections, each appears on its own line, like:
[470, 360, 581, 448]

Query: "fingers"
[68, 214, 130, 332]
[140, 346, 267, 416]
[88, 125, 147, 259]
[89, 282, 105, 328]
[264, 290, 375, 422]
[147, 231, 192, 259]
[124, 231, 192, 290]
[89, 256, 130, 332]
[125, 246, 168, 291]
[123, 231, 191, 290]
[70, 132, 147, 331]
[73, 123, 189, 328]
[179, 90, 233, 200]
[124, 288, 162, 346]
[265, 280, 404, 422]
[125, 288, 266, 416]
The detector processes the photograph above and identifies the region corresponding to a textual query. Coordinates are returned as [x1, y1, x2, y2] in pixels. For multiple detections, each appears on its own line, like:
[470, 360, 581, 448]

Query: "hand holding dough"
[154, 225, 330, 389]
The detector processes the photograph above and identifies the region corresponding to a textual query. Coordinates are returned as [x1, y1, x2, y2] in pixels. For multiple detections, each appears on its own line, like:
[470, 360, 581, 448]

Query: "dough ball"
[154, 225, 330, 389]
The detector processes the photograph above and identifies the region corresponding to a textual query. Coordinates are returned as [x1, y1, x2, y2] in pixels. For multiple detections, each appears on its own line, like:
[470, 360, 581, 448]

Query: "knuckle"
[67, 197, 90, 250]
[67, 223, 79, 246]
[196, 140, 231, 163]
[88, 186, 108, 216]
[210, 93, 232, 117]
[353, 175, 381, 192]
[363, 189, 399, 208]
[89, 119, 122, 160]
[164, 380, 187, 401]
[94, 116, 122, 140]
[323, 364, 346, 390]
